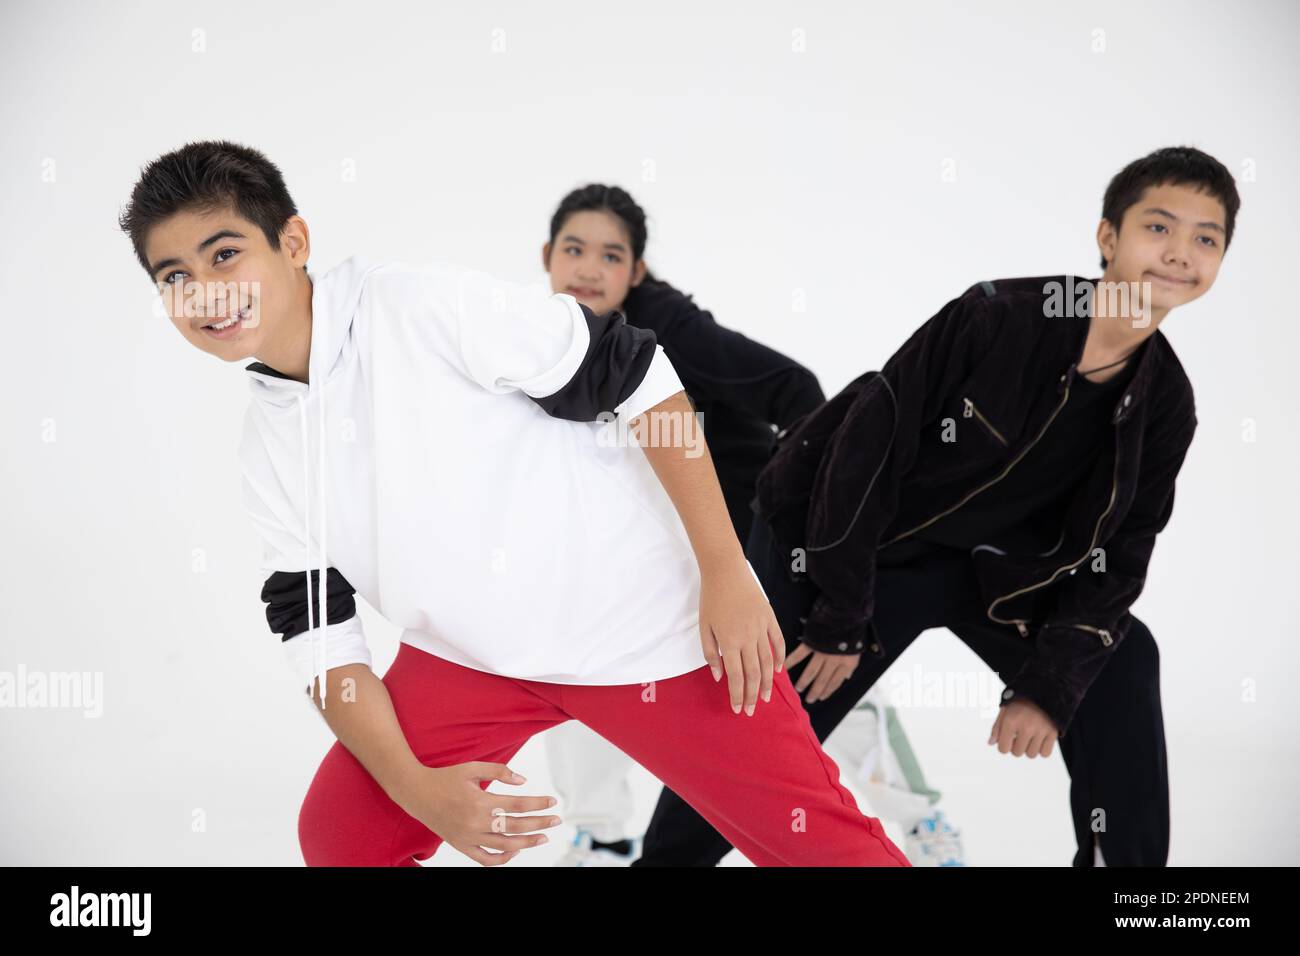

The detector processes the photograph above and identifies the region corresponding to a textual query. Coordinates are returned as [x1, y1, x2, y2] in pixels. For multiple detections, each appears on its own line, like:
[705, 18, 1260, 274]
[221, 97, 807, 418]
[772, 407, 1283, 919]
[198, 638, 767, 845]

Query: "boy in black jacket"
[636, 145, 1238, 867]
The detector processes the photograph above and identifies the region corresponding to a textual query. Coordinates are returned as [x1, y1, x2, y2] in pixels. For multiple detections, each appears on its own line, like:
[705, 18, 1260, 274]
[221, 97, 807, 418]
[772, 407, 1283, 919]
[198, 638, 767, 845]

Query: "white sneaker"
[904, 811, 967, 867]
[823, 699, 931, 821]
[553, 828, 642, 867]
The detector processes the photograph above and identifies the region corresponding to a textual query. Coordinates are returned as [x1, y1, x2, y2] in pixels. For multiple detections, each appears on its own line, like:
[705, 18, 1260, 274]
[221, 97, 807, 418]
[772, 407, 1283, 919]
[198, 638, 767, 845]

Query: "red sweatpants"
[298, 643, 911, 867]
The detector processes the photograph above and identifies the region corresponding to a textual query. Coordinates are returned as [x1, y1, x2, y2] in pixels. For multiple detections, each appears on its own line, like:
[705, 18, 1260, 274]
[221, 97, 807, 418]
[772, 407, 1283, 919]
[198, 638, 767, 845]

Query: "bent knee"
[297, 753, 410, 866]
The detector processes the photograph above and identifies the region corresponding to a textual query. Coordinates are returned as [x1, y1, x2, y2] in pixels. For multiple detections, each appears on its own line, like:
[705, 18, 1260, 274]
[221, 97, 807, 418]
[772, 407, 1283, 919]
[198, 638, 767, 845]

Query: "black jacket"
[622, 276, 826, 539]
[753, 275, 1198, 738]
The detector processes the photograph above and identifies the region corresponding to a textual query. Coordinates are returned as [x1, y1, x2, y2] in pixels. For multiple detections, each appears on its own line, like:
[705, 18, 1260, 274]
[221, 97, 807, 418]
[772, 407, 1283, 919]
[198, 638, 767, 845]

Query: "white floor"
[4, 627, 1292, 866]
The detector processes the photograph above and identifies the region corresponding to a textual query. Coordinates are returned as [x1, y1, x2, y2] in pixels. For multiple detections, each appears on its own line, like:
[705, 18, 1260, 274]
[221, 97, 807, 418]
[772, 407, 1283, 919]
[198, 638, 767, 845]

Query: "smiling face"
[1097, 182, 1227, 314]
[144, 205, 311, 362]
[542, 209, 646, 315]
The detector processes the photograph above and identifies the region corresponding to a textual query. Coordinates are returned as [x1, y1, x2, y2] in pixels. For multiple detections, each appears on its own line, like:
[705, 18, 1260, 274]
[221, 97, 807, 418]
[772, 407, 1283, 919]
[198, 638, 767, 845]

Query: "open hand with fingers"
[698, 557, 787, 716]
[988, 699, 1059, 758]
[392, 762, 562, 865]
[786, 643, 860, 704]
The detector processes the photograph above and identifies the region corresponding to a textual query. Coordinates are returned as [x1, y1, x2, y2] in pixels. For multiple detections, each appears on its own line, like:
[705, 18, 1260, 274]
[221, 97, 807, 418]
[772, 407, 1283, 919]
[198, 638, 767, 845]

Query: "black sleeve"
[260, 567, 358, 642]
[528, 302, 659, 422]
[622, 276, 826, 430]
[796, 290, 995, 653]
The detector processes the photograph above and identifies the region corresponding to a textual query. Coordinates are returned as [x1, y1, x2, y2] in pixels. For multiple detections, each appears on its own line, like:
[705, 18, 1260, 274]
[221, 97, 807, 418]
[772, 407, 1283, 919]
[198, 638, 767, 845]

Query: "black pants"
[632, 512, 1170, 867]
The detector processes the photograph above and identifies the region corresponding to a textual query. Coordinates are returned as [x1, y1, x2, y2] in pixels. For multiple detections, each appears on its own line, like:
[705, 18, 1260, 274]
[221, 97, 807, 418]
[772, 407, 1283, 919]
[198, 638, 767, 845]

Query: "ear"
[283, 215, 312, 269]
[1095, 218, 1117, 267]
[630, 257, 648, 289]
[540, 241, 552, 272]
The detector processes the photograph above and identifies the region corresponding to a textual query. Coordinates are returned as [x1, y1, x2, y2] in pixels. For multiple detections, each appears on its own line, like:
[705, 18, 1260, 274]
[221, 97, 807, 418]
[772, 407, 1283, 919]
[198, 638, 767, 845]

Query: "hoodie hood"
[245, 254, 380, 401]
[244, 255, 385, 706]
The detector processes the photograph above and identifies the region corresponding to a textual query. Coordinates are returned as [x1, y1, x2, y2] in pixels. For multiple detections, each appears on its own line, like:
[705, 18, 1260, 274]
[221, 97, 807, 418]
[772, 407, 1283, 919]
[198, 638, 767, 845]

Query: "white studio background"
[1, 0, 1296, 866]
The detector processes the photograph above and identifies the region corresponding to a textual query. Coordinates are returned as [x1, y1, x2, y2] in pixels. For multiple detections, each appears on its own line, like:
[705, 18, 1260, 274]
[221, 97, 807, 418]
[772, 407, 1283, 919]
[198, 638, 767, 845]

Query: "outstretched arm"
[631, 389, 786, 716]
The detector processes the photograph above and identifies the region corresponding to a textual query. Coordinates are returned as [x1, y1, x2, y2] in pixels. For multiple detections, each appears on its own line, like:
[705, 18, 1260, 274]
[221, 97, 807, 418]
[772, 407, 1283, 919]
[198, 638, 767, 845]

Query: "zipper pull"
[1066, 622, 1115, 646]
[1015, 621, 1029, 637]
[963, 397, 974, 418]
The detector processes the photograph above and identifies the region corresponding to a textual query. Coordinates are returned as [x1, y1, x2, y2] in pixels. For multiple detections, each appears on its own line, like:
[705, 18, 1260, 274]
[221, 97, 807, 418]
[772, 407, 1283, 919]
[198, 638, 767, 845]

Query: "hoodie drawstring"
[253, 263, 370, 708]
[318, 340, 329, 707]
[295, 384, 330, 708]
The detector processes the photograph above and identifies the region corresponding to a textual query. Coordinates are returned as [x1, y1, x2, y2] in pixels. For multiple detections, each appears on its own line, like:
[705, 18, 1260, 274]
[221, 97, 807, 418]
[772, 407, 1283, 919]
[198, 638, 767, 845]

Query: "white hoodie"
[239, 256, 726, 705]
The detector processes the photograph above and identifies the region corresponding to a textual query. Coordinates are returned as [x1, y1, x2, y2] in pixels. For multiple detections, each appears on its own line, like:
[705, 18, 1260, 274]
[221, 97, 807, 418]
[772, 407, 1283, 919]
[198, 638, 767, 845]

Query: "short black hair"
[118, 140, 304, 278]
[1099, 145, 1240, 269]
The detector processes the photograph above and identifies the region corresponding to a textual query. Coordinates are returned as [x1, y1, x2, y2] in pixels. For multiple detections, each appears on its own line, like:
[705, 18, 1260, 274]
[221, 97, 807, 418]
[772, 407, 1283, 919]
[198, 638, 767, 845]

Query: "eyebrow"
[560, 234, 628, 253]
[148, 229, 248, 279]
[1141, 207, 1225, 234]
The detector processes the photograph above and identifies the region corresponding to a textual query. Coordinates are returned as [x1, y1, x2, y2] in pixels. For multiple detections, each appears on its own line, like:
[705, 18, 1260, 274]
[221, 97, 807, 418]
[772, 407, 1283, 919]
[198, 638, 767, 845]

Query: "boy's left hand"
[988, 698, 1059, 758]
[698, 559, 786, 717]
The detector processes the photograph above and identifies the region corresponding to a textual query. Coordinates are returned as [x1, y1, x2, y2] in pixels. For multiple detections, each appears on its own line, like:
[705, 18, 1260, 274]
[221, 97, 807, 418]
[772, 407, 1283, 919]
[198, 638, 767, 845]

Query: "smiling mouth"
[1147, 272, 1195, 287]
[200, 306, 251, 331]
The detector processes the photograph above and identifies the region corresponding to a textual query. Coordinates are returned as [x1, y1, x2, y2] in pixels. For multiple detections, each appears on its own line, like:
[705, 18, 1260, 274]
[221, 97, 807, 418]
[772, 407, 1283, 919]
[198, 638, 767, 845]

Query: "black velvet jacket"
[753, 275, 1198, 738]
[622, 276, 826, 539]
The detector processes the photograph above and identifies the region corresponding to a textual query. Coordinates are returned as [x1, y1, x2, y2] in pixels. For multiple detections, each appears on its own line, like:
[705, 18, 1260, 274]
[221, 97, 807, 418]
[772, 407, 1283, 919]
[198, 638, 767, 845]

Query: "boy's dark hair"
[1099, 145, 1240, 269]
[118, 140, 304, 278]
[548, 183, 657, 281]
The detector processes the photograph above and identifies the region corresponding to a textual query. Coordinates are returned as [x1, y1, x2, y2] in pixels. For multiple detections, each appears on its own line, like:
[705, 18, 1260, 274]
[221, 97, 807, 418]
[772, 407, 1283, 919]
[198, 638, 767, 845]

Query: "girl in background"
[538, 185, 967, 865]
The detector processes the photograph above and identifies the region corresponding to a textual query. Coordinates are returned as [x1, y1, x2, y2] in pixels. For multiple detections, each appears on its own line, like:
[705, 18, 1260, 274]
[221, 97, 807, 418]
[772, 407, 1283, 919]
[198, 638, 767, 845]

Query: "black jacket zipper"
[986, 444, 1121, 642]
[963, 397, 1008, 445]
[879, 365, 1119, 645]
[880, 370, 1074, 549]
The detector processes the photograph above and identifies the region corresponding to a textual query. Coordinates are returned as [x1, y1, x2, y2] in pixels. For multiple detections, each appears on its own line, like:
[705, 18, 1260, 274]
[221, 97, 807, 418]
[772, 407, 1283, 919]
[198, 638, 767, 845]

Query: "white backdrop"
[1, 0, 1296, 865]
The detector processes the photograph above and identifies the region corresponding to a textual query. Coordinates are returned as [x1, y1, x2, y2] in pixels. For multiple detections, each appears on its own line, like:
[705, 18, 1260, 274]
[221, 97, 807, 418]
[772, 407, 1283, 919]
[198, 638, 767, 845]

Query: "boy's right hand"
[392, 762, 561, 866]
[787, 643, 860, 704]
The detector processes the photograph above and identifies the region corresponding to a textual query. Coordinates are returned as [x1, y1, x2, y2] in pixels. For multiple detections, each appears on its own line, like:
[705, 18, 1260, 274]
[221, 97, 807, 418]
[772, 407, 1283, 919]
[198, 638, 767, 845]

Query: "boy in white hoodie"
[119, 139, 910, 867]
